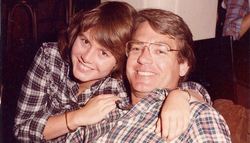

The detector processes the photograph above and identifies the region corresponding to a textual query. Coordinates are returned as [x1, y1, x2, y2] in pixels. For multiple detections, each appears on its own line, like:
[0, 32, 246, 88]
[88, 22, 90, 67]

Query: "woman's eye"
[101, 50, 108, 56]
[81, 38, 90, 45]
[82, 39, 89, 45]
[131, 46, 141, 52]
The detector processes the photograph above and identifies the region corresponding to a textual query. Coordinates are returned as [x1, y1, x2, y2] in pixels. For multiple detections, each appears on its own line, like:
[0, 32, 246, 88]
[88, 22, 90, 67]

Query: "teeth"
[138, 71, 156, 76]
[80, 64, 91, 71]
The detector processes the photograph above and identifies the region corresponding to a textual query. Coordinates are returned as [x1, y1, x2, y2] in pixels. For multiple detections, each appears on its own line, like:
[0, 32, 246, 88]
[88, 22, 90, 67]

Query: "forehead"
[79, 28, 95, 38]
[78, 30, 110, 50]
[133, 21, 177, 48]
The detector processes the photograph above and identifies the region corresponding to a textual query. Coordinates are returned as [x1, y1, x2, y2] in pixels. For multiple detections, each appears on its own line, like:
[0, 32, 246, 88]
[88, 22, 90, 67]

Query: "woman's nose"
[81, 49, 95, 63]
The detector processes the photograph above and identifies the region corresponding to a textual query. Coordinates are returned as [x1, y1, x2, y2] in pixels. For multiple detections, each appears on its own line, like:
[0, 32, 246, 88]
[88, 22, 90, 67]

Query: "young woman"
[13, 1, 211, 142]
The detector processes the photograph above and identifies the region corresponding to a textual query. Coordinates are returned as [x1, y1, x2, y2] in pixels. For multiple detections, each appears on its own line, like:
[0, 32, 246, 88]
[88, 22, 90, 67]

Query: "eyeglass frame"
[125, 40, 179, 59]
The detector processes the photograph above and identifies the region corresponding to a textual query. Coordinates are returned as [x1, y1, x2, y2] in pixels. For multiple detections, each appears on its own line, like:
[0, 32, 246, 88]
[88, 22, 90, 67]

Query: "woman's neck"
[77, 79, 98, 95]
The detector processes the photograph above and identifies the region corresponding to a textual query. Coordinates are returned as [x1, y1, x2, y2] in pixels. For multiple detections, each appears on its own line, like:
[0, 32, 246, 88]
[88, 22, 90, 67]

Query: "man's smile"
[137, 71, 157, 76]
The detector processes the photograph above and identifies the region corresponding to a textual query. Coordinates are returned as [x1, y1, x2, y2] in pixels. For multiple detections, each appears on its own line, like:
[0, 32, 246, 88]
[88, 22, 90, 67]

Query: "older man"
[67, 9, 231, 142]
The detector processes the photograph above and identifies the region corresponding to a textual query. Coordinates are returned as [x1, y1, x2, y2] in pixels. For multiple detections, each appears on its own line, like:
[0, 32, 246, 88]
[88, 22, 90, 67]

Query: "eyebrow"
[131, 39, 170, 46]
[154, 41, 169, 45]
[78, 32, 87, 38]
[79, 32, 110, 51]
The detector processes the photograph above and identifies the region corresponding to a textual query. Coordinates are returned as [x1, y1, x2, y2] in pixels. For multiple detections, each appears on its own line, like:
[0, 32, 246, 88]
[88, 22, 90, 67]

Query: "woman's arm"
[14, 44, 121, 141]
[14, 46, 51, 142]
[43, 94, 121, 140]
[155, 81, 211, 141]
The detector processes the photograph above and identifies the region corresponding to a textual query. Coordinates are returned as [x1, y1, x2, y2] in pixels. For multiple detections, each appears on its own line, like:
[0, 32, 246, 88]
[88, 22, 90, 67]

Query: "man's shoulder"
[184, 102, 231, 142]
[189, 101, 221, 118]
[189, 101, 229, 129]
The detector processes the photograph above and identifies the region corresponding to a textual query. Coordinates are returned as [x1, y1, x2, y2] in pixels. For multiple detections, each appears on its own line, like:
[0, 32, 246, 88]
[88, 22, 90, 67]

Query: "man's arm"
[222, 0, 249, 40]
[239, 13, 250, 39]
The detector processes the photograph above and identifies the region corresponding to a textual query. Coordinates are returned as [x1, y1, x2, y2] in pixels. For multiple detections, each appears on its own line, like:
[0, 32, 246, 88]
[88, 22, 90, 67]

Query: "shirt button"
[117, 121, 122, 126]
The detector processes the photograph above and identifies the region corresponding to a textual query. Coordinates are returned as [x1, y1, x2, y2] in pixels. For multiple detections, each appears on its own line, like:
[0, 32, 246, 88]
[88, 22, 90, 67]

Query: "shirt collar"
[117, 88, 170, 110]
[77, 74, 112, 95]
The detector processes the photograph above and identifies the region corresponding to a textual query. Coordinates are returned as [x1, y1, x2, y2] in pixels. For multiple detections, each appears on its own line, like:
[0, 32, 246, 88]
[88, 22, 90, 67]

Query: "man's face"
[126, 21, 189, 101]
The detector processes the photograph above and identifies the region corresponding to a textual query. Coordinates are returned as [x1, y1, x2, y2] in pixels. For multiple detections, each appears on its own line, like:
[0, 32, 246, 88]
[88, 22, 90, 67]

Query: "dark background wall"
[1, 1, 100, 142]
[1, 0, 249, 142]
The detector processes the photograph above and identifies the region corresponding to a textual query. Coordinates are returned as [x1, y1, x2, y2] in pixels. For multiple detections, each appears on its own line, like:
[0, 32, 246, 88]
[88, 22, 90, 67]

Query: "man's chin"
[132, 85, 155, 93]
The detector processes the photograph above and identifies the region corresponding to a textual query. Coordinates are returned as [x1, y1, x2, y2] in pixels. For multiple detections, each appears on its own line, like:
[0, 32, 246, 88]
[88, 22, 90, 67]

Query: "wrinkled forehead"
[132, 22, 179, 49]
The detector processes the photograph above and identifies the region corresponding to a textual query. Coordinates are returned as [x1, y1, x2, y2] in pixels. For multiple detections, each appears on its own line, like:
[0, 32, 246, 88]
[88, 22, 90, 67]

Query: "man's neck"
[130, 91, 150, 105]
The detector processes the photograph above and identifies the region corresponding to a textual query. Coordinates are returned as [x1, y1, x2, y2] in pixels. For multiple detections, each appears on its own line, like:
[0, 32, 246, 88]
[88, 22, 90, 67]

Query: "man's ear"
[179, 61, 189, 76]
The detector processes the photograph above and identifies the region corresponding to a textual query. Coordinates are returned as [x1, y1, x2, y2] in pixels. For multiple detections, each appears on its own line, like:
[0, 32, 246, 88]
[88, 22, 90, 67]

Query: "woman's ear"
[113, 64, 117, 69]
[111, 64, 117, 73]
[179, 61, 189, 76]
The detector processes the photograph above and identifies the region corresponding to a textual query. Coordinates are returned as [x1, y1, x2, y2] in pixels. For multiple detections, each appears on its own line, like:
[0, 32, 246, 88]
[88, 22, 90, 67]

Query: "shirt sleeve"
[115, 80, 128, 98]
[13, 45, 50, 142]
[179, 102, 231, 142]
[179, 81, 212, 106]
[64, 78, 127, 143]
[222, 0, 249, 40]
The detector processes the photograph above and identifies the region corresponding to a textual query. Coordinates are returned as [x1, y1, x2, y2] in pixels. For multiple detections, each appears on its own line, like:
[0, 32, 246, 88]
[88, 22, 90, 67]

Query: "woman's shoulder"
[103, 76, 124, 86]
[41, 42, 60, 55]
[94, 76, 126, 92]
[40, 42, 63, 60]
[39, 42, 69, 69]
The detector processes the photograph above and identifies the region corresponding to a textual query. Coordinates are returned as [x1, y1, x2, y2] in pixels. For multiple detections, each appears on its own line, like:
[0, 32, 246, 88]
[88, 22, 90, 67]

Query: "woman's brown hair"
[58, 1, 137, 79]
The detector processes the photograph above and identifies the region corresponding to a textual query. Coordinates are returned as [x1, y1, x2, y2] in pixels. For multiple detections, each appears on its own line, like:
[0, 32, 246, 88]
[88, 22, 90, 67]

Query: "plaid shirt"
[13, 42, 127, 143]
[66, 83, 230, 143]
[222, 0, 249, 40]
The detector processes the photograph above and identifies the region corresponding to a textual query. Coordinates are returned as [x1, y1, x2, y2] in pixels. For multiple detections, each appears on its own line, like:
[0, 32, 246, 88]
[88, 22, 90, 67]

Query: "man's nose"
[137, 47, 153, 64]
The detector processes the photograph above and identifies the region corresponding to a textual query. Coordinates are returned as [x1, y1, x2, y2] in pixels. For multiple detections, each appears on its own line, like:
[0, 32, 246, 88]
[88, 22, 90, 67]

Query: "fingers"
[79, 94, 122, 125]
[160, 117, 169, 138]
[166, 117, 181, 141]
[183, 115, 189, 133]
[155, 118, 162, 133]
[100, 95, 121, 108]
[89, 94, 121, 107]
[165, 117, 176, 140]
[88, 94, 121, 115]
[102, 103, 117, 115]
[158, 115, 189, 141]
[159, 91, 191, 141]
[175, 117, 184, 137]
[101, 96, 120, 113]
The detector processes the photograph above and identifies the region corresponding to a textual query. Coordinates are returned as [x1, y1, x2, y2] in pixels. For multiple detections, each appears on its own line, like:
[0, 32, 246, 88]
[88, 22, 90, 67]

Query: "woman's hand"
[155, 90, 190, 141]
[44, 94, 121, 140]
[69, 94, 121, 129]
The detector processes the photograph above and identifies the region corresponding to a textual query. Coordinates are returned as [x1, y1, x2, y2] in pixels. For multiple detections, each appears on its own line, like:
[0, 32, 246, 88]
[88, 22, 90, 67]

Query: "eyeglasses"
[126, 40, 179, 61]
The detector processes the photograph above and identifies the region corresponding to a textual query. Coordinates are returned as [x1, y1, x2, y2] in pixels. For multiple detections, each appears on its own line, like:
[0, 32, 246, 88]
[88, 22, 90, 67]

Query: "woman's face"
[71, 29, 116, 88]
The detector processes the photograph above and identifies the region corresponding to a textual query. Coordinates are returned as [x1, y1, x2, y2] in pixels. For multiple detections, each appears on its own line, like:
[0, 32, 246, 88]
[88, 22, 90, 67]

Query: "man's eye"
[157, 50, 166, 54]
[154, 45, 168, 54]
